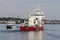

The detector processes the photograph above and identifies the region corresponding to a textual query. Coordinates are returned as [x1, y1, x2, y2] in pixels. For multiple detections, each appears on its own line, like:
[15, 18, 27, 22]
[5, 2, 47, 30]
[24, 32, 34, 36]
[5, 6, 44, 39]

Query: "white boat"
[6, 21, 16, 30]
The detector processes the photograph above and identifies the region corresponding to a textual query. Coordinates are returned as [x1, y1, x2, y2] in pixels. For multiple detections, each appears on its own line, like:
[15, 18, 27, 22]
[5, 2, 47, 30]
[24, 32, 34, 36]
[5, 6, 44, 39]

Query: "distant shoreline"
[0, 17, 60, 24]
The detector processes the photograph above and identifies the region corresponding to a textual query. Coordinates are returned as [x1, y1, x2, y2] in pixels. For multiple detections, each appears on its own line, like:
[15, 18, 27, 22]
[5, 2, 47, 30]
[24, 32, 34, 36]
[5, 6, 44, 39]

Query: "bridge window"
[31, 14, 43, 16]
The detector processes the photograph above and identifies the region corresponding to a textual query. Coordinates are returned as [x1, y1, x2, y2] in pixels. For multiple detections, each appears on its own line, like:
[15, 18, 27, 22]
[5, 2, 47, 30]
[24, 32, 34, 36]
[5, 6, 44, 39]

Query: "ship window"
[34, 10, 41, 13]
[36, 10, 41, 12]
[31, 14, 43, 16]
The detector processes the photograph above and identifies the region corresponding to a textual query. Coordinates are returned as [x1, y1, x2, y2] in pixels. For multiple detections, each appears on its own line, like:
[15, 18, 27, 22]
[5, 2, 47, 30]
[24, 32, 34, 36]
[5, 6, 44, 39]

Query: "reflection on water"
[20, 32, 28, 40]
[28, 31, 35, 40]
[34, 31, 45, 40]
[0, 24, 60, 40]
[28, 31, 45, 40]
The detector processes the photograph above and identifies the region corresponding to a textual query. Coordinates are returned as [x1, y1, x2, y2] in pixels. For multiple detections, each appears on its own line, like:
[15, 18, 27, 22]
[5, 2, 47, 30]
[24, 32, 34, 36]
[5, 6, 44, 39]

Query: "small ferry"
[20, 6, 46, 31]
[6, 21, 16, 30]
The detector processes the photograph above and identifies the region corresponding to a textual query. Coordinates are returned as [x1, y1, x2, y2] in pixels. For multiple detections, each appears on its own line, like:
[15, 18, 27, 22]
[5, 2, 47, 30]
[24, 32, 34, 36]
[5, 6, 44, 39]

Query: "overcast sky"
[0, 0, 60, 19]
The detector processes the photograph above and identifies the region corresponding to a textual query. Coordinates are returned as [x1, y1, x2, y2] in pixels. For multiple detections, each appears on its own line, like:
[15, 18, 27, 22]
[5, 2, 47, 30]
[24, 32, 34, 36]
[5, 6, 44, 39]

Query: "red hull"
[20, 25, 44, 31]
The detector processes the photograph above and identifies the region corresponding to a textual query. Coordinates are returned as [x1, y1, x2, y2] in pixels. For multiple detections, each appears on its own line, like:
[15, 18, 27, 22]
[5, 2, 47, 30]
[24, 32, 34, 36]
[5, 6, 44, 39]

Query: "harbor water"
[0, 24, 60, 40]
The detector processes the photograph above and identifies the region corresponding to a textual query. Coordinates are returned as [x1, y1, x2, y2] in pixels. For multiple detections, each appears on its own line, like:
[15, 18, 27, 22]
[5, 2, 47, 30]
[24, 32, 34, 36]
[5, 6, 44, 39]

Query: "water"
[45, 24, 60, 40]
[0, 24, 60, 40]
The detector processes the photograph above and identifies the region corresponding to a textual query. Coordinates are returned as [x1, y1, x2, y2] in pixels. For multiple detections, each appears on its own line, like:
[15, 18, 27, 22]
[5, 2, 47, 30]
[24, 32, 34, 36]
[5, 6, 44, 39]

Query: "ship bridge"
[29, 7, 44, 18]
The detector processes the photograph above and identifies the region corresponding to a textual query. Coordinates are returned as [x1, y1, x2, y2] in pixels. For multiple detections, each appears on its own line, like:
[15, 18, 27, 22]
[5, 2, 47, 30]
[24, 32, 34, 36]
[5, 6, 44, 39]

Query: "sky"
[0, 0, 60, 20]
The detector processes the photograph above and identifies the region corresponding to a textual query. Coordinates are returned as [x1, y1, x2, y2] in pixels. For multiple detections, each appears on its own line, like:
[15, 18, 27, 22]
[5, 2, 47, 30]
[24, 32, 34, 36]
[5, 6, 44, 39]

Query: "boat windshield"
[24, 23, 28, 27]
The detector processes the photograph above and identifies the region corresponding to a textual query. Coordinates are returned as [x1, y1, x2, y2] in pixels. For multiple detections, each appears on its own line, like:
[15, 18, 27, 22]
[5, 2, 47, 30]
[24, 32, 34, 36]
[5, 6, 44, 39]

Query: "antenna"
[36, 4, 41, 9]
[34, 4, 41, 11]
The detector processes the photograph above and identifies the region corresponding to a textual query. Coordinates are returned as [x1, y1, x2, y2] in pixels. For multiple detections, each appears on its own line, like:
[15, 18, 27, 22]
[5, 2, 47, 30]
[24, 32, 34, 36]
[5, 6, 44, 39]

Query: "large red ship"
[20, 6, 46, 31]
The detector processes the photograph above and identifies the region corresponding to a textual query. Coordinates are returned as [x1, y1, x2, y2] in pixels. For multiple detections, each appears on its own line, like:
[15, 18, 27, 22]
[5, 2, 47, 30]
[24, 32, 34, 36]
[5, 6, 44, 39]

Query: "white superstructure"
[28, 7, 45, 27]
